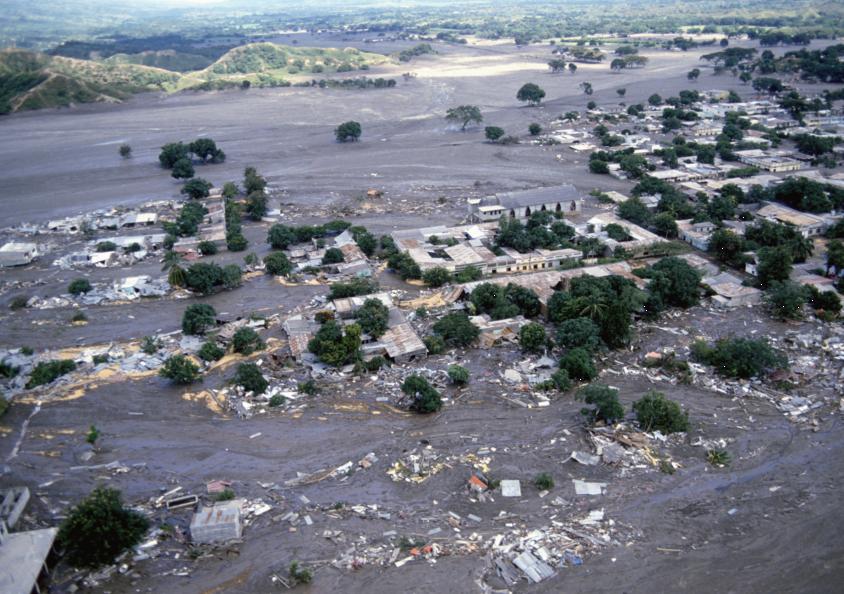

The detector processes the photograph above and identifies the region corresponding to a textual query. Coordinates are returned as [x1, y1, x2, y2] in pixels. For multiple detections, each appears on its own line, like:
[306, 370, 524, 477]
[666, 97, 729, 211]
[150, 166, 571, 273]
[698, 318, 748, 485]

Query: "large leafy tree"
[445, 105, 483, 130]
[517, 82, 546, 106]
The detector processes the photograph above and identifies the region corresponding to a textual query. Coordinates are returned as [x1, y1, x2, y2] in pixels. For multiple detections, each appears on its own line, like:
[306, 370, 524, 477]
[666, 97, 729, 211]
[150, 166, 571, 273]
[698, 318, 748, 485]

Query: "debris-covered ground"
[2, 36, 844, 594]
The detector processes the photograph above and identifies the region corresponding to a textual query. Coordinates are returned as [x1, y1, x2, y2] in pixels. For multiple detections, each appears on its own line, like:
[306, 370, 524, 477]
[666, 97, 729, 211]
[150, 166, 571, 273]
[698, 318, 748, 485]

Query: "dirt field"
[1, 36, 843, 594]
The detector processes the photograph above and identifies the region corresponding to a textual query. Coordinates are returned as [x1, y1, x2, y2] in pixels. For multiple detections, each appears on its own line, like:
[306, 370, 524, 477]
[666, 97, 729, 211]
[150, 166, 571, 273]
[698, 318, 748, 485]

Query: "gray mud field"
[1, 37, 843, 594]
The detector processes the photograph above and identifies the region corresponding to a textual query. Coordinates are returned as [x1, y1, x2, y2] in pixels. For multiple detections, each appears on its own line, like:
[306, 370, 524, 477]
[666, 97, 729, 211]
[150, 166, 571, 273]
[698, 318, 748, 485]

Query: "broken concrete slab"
[573, 479, 607, 496]
[500, 480, 522, 497]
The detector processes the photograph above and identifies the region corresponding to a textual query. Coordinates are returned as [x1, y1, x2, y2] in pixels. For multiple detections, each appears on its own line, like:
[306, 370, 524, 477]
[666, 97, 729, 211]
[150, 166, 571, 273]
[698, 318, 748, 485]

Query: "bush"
[447, 364, 469, 385]
[519, 322, 547, 353]
[298, 379, 319, 395]
[559, 347, 596, 381]
[556, 317, 603, 353]
[485, 126, 505, 142]
[182, 303, 217, 335]
[221, 264, 242, 290]
[198, 341, 225, 362]
[289, 561, 313, 585]
[422, 267, 452, 288]
[197, 240, 218, 256]
[706, 449, 731, 467]
[534, 472, 554, 490]
[336, 120, 362, 142]
[453, 266, 482, 283]
[328, 278, 379, 299]
[212, 488, 235, 502]
[387, 251, 422, 280]
[529, 123, 542, 136]
[226, 232, 248, 252]
[68, 278, 92, 295]
[58, 487, 149, 568]
[322, 247, 345, 265]
[159, 355, 201, 384]
[578, 384, 624, 424]
[9, 295, 28, 310]
[308, 321, 361, 366]
[692, 337, 787, 379]
[95, 241, 117, 252]
[765, 281, 808, 321]
[264, 252, 292, 276]
[71, 311, 88, 323]
[86, 425, 100, 445]
[26, 359, 76, 389]
[232, 327, 264, 355]
[424, 335, 446, 355]
[269, 394, 286, 407]
[355, 298, 389, 338]
[141, 336, 160, 354]
[267, 224, 297, 249]
[633, 390, 689, 433]
[233, 362, 268, 394]
[432, 313, 480, 347]
[402, 374, 442, 413]
[184, 262, 224, 295]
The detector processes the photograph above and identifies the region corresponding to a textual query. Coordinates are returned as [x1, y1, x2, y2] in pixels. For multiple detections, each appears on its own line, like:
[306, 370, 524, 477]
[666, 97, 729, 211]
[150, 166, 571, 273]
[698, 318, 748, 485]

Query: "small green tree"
[559, 347, 596, 380]
[756, 246, 793, 288]
[485, 126, 505, 142]
[447, 364, 469, 385]
[335, 121, 362, 142]
[180, 178, 212, 199]
[556, 317, 603, 353]
[519, 322, 547, 353]
[633, 391, 689, 433]
[534, 473, 554, 490]
[197, 240, 218, 256]
[159, 355, 201, 384]
[422, 267, 451, 287]
[86, 425, 100, 446]
[445, 105, 483, 131]
[68, 278, 93, 295]
[432, 313, 480, 347]
[171, 157, 195, 180]
[356, 298, 390, 338]
[322, 247, 345, 265]
[58, 487, 149, 568]
[308, 321, 362, 366]
[198, 341, 225, 362]
[232, 327, 264, 355]
[182, 303, 216, 335]
[402, 374, 442, 413]
[528, 123, 542, 136]
[765, 281, 808, 320]
[233, 362, 268, 394]
[517, 83, 546, 106]
[119, 144, 132, 158]
[578, 383, 624, 424]
[264, 251, 292, 276]
[267, 224, 297, 249]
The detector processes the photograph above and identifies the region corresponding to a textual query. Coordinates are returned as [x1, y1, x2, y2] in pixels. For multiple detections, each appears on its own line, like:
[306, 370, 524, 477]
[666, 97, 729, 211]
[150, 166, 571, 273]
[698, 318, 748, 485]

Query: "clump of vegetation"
[232, 327, 264, 355]
[264, 251, 292, 276]
[197, 240, 218, 256]
[632, 391, 689, 433]
[159, 355, 201, 384]
[355, 298, 389, 338]
[335, 120, 362, 142]
[423, 335, 446, 355]
[328, 278, 379, 300]
[559, 347, 596, 381]
[269, 394, 286, 407]
[85, 424, 100, 445]
[57, 487, 149, 568]
[198, 341, 225, 362]
[298, 379, 319, 395]
[212, 488, 235, 502]
[233, 362, 267, 394]
[26, 359, 76, 389]
[422, 267, 451, 288]
[519, 322, 547, 353]
[9, 295, 29, 310]
[692, 337, 787, 379]
[706, 449, 731, 467]
[308, 321, 361, 367]
[141, 335, 160, 355]
[182, 303, 217, 335]
[402, 374, 442, 413]
[471, 283, 542, 319]
[578, 383, 624, 425]
[447, 364, 469, 386]
[0, 397, 8, 417]
[71, 311, 88, 323]
[536, 369, 572, 392]
[68, 278, 93, 295]
[432, 312, 480, 347]
[322, 247, 345, 265]
[96, 241, 117, 252]
[288, 560, 313, 585]
[534, 472, 554, 490]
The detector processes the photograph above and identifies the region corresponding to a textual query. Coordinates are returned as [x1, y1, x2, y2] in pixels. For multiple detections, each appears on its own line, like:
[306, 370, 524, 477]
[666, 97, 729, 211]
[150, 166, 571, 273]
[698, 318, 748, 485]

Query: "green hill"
[0, 42, 391, 114]
[0, 48, 180, 114]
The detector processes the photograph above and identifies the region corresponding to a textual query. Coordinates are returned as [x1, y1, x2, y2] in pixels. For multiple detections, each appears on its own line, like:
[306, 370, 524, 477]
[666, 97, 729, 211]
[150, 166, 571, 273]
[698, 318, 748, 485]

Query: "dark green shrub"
[264, 252, 292, 276]
[578, 383, 624, 424]
[182, 304, 216, 335]
[26, 360, 76, 389]
[556, 317, 603, 353]
[307, 321, 361, 366]
[632, 390, 689, 433]
[95, 241, 117, 252]
[298, 379, 319, 395]
[198, 341, 225, 362]
[159, 355, 201, 384]
[289, 561, 313, 585]
[432, 313, 479, 347]
[71, 311, 88, 323]
[322, 247, 345, 265]
[68, 278, 92, 295]
[447, 364, 469, 385]
[269, 394, 286, 407]
[9, 295, 29, 309]
[57, 487, 149, 568]
[519, 322, 547, 353]
[692, 337, 787, 379]
[422, 267, 452, 287]
[328, 278, 379, 299]
[232, 327, 264, 355]
[559, 347, 596, 381]
[355, 298, 389, 337]
[402, 374, 442, 413]
[424, 335, 446, 354]
[534, 472, 554, 490]
[197, 241, 218, 256]
[86, 425, 100, 445]
[233, 362, 268, 394]
[141, 336, 160, 355]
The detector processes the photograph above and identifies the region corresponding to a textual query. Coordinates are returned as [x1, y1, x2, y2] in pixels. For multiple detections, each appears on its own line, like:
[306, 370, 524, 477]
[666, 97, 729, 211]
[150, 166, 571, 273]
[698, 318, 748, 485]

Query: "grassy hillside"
[0, 42, 391, 114]
[0, 48, 180, 114]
